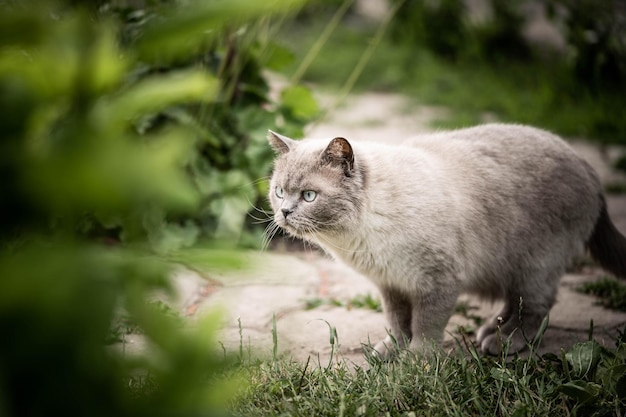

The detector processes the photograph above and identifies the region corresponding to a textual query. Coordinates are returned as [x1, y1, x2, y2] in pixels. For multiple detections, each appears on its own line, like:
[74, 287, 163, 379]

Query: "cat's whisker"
[246, 195, 275, 228]
[248, 213, 273, 224]
[246, 195, 273, 215]
[261, 229, 272, 251]
[261, 221, 282, 251]
[241, 176, 271, 190]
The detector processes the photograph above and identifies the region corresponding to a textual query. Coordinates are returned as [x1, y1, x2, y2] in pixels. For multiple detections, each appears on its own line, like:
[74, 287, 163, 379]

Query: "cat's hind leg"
[477, 275, 558, 355]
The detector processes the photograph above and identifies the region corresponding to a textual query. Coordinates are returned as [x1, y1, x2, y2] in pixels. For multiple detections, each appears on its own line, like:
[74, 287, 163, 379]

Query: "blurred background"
[0, 0, 624, 415]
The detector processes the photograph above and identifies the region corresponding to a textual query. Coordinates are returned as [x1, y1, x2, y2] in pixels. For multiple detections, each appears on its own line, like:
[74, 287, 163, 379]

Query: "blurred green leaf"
[280, 85, 319, 120]
[25, 128, 200, 213]
[137, 0, 309, 63]
[84, 22, 129, 94]
[213, 195, 253, 242]
[264, 42, 296, 71]
[166, 246, 247, 272]
[95, 70, 218, 125]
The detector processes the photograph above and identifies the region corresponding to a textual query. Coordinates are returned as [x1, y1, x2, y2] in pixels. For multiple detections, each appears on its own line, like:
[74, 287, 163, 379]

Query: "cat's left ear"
[268, 130, 297, 155]
[323, 137, 354, 176]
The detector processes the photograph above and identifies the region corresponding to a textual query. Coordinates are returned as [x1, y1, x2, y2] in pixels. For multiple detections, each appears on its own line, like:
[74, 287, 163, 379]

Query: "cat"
[266, 124, 626, 356]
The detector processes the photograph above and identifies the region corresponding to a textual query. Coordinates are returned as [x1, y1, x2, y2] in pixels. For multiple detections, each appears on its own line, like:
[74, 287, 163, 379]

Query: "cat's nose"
[281, 208, 293, 218]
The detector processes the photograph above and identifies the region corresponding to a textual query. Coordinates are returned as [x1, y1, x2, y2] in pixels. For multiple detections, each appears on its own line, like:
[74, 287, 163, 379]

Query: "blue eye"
[302, 190, 317, 202]
[275, 186, 284, 198]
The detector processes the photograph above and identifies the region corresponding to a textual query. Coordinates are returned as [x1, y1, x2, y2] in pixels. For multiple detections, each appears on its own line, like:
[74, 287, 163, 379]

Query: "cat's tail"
[587, 196, 626, 279]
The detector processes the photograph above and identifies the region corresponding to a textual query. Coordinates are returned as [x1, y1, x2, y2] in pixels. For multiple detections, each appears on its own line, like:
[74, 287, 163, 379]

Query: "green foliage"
[578, 278, 626, 311]
[391, 0, 468, 61]
[391, 0, 531, 63]
[0, 0, 316, 415]
[547, 0, 626, 93]
[0, 0, 317, 251]
[232, 330, 626, 416]
[388, 0, 625, 120]
[281, 1, 626, 144]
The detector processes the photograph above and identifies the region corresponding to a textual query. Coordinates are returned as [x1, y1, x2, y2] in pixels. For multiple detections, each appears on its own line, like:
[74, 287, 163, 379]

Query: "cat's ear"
[323, 137, 354, 176]
[268, 130, 296, 154]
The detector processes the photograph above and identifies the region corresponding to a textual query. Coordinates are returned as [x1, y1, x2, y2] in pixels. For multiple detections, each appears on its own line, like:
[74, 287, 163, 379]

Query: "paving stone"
[551, 282, 626, 330]
[206, 251, 319, 287]
[199, 285, 313, 329]
[276, 306, 388, 363]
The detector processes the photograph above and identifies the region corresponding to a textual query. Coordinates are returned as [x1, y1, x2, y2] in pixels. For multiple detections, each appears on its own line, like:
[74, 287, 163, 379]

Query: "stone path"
[142, 92, 626, 367]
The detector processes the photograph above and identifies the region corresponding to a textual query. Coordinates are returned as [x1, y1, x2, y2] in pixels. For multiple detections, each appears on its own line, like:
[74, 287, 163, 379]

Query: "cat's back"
[401, 124, 598, 190]
[403, 124, 572, 165]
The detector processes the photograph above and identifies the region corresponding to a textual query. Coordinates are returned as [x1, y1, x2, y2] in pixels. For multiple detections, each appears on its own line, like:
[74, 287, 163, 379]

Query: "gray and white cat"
[266, 124, 626, 356]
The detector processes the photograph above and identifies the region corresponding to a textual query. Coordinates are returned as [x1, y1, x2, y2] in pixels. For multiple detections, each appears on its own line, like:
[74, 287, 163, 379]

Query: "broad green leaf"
[137, 0, 308, 62]
[84, 23, 128, 94]
[558, 380, 601, 404]
[95, 70, 218, 125]
[565, 340, 602, 379]
[26, 128, 200, 213]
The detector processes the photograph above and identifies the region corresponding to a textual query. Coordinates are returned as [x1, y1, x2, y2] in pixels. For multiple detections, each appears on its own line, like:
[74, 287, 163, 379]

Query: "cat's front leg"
[373, 286, 412, 360]
[374, 285, 457, 358]
[408, 289, 458, 353]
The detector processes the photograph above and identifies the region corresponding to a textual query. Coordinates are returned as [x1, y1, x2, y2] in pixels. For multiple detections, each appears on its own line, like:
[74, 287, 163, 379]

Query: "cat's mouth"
[276, 217, 309, 238]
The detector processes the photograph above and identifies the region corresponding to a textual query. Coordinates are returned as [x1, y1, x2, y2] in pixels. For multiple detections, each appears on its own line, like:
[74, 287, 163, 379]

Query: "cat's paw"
[479, 331, 527, 356]
[372, 336, 398, 361]
[476, 322, 498, 344]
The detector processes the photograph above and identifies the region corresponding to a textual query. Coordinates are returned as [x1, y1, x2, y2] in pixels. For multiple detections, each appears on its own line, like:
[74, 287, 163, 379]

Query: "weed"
[578, 277, 626, 312]
[304, 293, 383, 312]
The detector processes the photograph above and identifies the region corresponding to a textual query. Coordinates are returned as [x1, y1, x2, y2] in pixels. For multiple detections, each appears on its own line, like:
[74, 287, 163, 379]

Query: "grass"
[305, 293, 383, 312]
[578, 277, 626, 312]
[279, 20, 626, 146]
[230, 323, 626, 416]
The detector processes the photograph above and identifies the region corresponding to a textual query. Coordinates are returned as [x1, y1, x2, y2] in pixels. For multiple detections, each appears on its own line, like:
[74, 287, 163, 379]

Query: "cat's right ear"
[268, 130, 296, 155]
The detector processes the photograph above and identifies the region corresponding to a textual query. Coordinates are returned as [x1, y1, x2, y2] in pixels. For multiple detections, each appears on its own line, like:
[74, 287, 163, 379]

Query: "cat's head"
[267, 131, 365, 240]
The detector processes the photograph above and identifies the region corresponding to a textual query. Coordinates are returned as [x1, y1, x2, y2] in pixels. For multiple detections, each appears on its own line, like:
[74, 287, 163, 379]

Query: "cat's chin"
[283, 226, 307, 240]
[277, 222, 311, 240]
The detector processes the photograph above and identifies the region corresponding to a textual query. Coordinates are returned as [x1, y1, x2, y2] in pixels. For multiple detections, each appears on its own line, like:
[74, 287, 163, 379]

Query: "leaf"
[280, 85, 319, 121]
[565, 341, 602, 379]
[96, 70, 218, 125]
[616, 373, 626, 398]
[263, 42, 295, 71]
[149, 221, 201, 254]
[558, 380, 601, 405]
[136, 0, 308, 62]
[532, 314, 550, 347]
[490, 367, 514, 383]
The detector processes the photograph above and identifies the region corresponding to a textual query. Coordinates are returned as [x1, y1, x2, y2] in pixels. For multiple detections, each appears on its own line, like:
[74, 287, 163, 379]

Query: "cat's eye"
[275, 186, 284, 199]
[302, 190, 317, 202]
